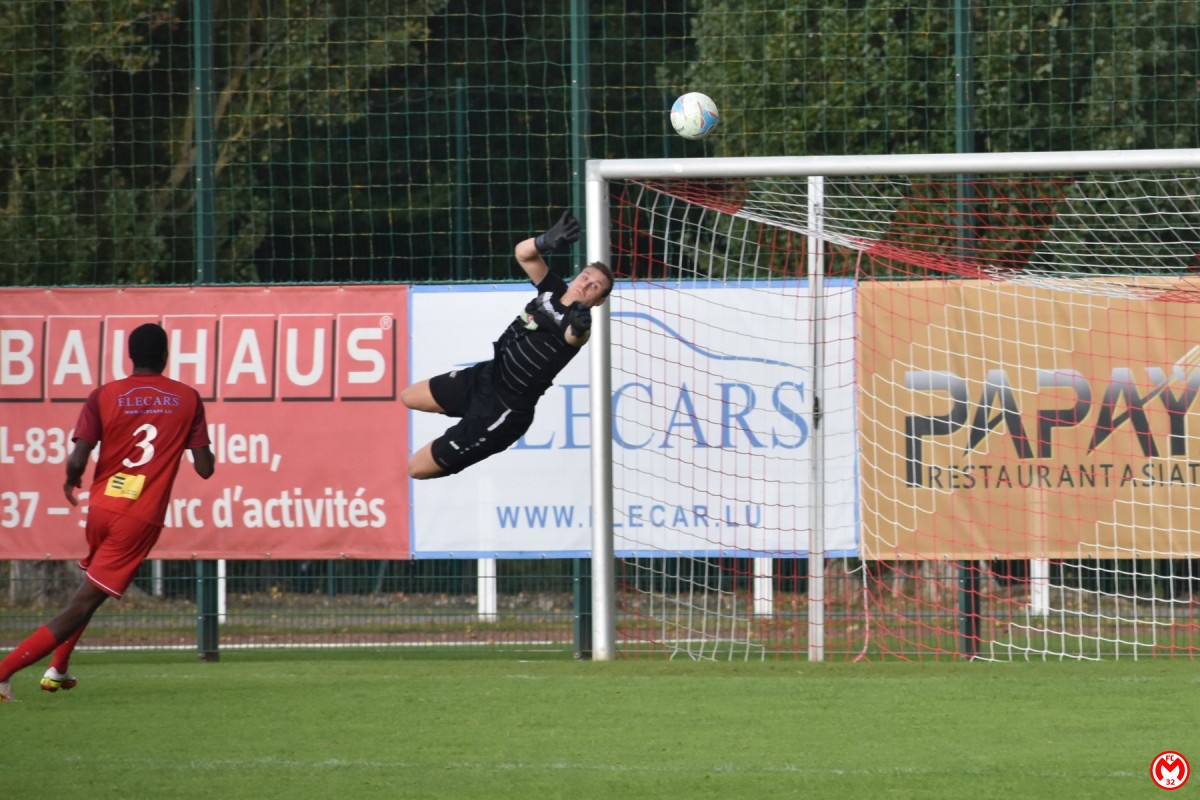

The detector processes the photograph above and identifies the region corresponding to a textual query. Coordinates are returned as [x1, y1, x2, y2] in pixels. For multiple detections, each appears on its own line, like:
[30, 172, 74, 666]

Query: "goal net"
[586, 150, 1200, 661]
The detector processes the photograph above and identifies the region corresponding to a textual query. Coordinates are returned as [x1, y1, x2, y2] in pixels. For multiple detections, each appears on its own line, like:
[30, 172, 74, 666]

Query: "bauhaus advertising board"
[0, 286, 409, 559]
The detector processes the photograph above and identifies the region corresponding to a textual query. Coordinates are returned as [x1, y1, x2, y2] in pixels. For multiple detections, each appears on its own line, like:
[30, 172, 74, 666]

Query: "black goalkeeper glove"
[566, 301, 592, 338]
[534, 211, 581, 255]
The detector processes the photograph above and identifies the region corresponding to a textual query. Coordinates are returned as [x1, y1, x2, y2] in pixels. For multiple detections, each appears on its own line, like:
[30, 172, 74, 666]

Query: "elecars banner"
[859, 279, 1200, 560]
[0, 286, 409, 559]
[409, 281, 858, 558]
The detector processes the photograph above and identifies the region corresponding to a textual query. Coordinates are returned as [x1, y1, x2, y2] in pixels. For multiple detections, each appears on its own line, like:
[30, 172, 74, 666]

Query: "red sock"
[0, 625, 60, 681]
[50, 626, 86, 674]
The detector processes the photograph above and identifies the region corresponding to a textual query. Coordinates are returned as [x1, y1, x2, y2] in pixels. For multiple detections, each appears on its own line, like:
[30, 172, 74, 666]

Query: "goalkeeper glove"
[534, 211, 581, 255]
[566, 301, 592, 338]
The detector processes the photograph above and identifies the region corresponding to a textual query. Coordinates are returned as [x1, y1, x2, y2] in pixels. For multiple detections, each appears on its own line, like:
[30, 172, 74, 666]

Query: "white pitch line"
[52, 754, 1140, 780]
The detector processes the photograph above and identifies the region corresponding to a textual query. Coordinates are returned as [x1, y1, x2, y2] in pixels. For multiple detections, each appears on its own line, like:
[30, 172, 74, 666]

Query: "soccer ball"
[670, 92, 719, 140]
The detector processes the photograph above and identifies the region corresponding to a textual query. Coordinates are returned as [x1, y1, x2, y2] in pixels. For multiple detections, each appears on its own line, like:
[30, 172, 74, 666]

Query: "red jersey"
[73, 372, 210, 526]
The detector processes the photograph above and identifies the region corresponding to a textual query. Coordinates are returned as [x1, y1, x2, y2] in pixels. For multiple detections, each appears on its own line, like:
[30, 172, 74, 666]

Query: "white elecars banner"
[409, 280, 858, 558]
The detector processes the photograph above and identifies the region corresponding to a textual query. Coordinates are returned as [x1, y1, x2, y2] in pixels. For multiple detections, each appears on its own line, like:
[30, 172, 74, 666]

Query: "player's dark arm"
[63, 438, 95, 506]
[191, 446, 215, 480]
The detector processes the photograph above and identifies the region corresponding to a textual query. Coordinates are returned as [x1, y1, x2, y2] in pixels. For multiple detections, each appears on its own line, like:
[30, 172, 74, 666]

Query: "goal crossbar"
[588, 148, 1200, 181]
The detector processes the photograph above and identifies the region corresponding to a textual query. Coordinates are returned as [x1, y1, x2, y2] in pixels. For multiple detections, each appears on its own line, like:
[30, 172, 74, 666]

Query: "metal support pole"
[570, 0, 595, 659]
[954, 0, 981, 660]
[196, 559, 220, 662]
[958, 562, 981, 659]
[193, 0, 219, 663]
[573, 558, 593, 658]
[192, 0, 216, 285]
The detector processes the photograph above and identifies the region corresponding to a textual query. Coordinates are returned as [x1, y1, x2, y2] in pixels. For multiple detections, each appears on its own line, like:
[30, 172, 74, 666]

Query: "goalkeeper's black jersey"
[492, 271, 582, 411]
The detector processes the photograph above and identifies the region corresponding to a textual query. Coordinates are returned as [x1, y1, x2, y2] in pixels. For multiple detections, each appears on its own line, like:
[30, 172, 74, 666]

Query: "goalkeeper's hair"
[129, 323, 169, 371]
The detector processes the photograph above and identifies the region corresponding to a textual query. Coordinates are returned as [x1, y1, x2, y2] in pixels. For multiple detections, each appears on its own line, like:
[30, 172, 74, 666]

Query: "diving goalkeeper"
[401, 211, 614, 478]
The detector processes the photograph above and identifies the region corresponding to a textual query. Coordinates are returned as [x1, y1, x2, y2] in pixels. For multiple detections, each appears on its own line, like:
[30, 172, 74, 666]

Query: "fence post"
[191, 0, 218, 662]
[196, 559, 220, 661]
[573, 557, 592, 659]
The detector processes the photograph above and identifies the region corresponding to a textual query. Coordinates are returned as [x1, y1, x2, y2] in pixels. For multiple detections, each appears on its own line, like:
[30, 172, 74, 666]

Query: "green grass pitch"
[3, 649, 1195, 799]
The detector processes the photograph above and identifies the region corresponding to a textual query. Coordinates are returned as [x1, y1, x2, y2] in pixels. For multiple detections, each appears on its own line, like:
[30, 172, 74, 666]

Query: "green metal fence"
[1, 559, 583, 653]
[1, 557, 857, 656]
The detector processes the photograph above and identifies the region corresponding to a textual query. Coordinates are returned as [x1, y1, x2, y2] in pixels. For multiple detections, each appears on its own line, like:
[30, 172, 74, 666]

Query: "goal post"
[586, 174, 617, 662]
[587, 148, 1200, 662]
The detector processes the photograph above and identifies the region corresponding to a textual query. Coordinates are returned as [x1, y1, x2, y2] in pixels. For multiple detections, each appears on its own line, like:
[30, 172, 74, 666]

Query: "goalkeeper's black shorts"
[428, 361, 535, 475]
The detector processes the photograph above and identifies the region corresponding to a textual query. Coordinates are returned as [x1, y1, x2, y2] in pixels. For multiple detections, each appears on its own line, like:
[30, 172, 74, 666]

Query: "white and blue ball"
[670, 92, 719, 140]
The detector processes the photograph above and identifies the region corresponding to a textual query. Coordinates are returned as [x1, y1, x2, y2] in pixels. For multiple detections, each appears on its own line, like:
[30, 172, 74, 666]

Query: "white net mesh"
[603, 160, 1200, 660]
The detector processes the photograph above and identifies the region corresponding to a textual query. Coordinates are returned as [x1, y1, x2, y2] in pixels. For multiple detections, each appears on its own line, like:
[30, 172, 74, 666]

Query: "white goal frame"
[585, 147, 1200, 661]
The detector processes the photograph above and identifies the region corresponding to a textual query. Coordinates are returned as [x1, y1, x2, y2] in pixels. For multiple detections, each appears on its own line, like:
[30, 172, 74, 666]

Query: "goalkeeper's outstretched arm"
[514, 237, 549, 285]
[516, 210, 580, 283]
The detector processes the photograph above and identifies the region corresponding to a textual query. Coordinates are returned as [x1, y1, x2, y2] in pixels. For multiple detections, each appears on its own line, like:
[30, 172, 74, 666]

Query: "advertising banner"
[859, 279, 1200, 559]
[409, 281, 859, 558]
[0, 286, 409, 559]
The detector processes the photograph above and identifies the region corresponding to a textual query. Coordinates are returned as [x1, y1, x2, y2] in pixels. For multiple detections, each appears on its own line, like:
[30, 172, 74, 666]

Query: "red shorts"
[77, 508, 164, 599]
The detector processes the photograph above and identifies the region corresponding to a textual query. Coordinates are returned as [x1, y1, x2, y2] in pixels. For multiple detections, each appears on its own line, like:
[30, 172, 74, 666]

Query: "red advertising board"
[0, 286, 410, 559]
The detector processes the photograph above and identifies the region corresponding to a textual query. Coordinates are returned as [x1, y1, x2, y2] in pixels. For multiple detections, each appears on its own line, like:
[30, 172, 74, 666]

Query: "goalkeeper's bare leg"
[401, 380, 449, 479]
[400, 380, 444, 415]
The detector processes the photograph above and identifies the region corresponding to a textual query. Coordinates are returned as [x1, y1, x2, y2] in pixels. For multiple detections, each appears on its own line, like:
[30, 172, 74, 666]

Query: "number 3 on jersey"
[123, 423, 157, 468]
[104, 423, 157, 500]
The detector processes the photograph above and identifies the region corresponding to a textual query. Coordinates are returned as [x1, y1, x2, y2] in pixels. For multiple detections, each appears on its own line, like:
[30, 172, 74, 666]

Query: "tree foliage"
[0, 0, 446, 285]
[676, 0, 1199, 158]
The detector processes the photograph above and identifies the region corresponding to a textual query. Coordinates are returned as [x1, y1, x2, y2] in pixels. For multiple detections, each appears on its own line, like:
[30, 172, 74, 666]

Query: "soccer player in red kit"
[0, 323, 214, 703]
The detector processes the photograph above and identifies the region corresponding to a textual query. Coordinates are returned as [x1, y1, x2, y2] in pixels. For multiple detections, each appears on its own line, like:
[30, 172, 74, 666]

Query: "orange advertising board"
[859, 279, 1200, 560]
[0, 286, 409, 559]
